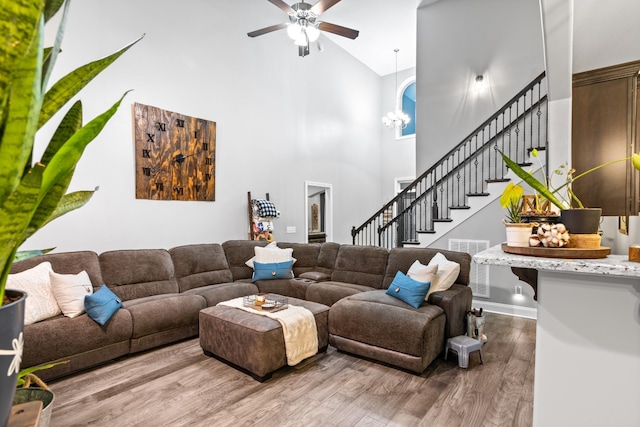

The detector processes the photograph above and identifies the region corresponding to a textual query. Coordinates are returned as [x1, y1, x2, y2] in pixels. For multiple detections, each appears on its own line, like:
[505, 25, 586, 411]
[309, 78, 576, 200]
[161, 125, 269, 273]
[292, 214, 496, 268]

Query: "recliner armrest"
[427, 284, 472, 339]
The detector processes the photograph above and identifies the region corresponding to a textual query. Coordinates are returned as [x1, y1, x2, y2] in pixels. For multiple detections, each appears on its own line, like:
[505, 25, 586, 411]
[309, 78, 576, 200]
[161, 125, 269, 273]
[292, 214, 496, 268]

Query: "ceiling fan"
[248, 0, 359, 57]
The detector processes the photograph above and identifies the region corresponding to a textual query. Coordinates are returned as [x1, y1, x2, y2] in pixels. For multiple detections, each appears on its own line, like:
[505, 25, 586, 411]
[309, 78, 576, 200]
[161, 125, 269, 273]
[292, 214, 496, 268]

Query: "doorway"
[305, 181, 333, 243]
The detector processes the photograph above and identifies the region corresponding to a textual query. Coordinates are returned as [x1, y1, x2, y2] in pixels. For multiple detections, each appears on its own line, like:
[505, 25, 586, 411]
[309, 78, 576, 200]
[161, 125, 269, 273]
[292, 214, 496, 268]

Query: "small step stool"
[444, 335, 484, 368]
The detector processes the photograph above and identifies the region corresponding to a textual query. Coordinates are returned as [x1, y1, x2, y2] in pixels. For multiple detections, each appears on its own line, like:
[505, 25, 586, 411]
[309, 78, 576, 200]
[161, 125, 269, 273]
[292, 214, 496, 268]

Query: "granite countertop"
[473, 244, 640, 277]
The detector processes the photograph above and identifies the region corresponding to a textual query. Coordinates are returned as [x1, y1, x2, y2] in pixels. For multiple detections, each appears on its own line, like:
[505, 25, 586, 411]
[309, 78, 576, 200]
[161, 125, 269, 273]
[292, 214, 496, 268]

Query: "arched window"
[400, 80, 416, 137]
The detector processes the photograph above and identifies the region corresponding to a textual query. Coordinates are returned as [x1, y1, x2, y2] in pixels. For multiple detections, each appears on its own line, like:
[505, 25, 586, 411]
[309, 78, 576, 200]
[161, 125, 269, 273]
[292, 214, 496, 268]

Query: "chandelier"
[382, 49, 410, 130]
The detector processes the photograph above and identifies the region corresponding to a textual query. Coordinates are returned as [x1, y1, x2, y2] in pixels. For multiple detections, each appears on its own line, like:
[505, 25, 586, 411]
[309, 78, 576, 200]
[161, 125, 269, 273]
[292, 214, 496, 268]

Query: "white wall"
[416, 0, 546, 171]
[25, 0, 384, 254]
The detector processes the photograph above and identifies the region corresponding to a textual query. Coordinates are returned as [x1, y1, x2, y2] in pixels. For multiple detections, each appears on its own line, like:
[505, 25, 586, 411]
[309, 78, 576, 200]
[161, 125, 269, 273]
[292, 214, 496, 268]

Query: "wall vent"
[448, 239, 490, 298]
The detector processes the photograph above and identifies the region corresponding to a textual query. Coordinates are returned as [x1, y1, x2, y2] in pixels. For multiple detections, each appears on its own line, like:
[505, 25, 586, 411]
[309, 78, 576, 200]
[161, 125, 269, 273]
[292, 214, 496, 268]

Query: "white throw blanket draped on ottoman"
[217, 297, 318, 366]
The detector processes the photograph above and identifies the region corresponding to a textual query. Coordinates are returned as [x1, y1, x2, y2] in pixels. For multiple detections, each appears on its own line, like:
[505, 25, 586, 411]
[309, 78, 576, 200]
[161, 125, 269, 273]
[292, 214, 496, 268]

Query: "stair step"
[433, 218, 453, 223]
[401, 240, 421, 246]
[517, 162, 532, 167]
[467, 192, 490, 197]
[485, 178, 510, 183]
[450, 205, 471, 210]
[417, 229, 436, 234]
[528, 146, 546, 153]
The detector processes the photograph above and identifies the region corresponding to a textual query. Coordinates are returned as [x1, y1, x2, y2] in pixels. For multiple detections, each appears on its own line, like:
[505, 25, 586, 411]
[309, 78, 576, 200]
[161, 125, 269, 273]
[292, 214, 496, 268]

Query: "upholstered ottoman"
[329, 290, 446, 374]
[199, 295, 329, 381]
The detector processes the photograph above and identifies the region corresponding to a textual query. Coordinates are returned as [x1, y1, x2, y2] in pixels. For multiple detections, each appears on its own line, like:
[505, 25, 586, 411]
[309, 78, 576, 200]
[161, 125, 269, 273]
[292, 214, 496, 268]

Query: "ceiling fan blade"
[269, 0, 295, 14]
[318, 21, 359, 39]
[247, 23, 288, 38]
[298, 44, 310, 57]
[311, 0, 342, 15]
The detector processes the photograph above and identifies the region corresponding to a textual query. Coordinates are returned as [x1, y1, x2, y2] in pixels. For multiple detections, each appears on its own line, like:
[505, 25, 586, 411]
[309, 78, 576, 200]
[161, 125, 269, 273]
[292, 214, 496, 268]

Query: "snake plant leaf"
[38, 35, 143, 129]
[0, 164, 45, 298]
[0, 10, 43, 206]
[14, 248, 55, 262]
[41, 190, 96, 229]
[42, 100, 82, 164]
[41, 0, 70, 91]
[0, 0, 43, 125]
[42, 91, 129, 197]
[22, 102, 82, 240]
[499, 150, 567, 210]
[44, 0, 65, 23]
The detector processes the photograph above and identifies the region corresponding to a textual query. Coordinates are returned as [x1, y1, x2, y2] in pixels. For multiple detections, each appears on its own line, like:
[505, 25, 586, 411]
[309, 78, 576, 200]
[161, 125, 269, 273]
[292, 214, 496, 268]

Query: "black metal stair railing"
[352, 71, 548, 249]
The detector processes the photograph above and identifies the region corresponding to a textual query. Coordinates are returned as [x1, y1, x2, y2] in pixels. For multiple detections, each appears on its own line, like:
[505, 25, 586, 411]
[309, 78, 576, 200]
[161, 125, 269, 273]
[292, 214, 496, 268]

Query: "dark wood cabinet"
[572, 60, 640, 217]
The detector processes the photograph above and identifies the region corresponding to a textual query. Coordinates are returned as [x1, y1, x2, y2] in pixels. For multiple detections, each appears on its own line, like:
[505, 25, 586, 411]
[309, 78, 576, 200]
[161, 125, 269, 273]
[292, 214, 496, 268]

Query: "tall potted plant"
[499, 150, 640, 234]
[0, 1, 140, 425]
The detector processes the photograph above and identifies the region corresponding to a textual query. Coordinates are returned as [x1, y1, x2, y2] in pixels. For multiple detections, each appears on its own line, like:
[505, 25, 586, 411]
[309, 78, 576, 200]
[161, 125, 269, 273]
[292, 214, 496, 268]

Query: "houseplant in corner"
[500, 182, 534, 247]
[499, 149, 640, 235]
[0, 1, 141, 425]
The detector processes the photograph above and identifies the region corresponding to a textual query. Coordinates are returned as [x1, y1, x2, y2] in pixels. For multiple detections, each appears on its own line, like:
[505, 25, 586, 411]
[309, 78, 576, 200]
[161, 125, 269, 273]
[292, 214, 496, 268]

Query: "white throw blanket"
[217, 297, 318, 366]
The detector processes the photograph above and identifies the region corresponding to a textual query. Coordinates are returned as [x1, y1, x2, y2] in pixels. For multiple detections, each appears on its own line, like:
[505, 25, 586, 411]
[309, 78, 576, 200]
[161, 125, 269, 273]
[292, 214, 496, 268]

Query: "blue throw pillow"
[385, 271, 431, 309]
[252, 260, 294, 282]
[84, 285, 123, 325]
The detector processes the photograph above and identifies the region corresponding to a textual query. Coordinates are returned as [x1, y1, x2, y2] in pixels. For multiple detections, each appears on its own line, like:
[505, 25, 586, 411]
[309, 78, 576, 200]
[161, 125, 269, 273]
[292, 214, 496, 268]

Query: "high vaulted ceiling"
[249, 0, 429, 76]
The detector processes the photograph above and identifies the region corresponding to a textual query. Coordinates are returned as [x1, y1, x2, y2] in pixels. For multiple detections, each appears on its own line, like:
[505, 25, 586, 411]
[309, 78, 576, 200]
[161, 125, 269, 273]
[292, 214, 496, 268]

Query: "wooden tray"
[501, 243, 611, 259]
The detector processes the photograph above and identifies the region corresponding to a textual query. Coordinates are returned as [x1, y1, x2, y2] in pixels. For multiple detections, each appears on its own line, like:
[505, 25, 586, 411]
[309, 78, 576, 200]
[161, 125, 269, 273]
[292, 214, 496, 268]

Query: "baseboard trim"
[471, 300, 537, 320]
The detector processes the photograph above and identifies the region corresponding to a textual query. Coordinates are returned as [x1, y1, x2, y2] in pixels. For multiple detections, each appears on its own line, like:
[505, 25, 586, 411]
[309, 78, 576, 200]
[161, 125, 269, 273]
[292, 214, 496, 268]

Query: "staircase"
[352, 72, 548, 249]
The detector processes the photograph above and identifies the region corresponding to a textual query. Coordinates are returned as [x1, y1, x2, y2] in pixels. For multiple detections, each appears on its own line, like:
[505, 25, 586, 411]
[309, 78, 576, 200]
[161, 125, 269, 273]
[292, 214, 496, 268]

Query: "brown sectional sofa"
[10, 240, 472, 380]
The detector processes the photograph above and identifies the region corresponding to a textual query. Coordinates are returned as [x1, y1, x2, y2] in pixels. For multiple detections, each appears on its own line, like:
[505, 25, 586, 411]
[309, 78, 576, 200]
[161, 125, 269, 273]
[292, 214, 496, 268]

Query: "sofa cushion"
[305, 281, 376, 307]
[425, 253, 460, 298]
[169, 244, 233, 292]
[122, 293, 206, 339]
[252, 260, 294, 282]
[328, 290, 445, 357]
[10, 251, 103, 289]
[383, 247, 471, 289]
[183, 282, 259, 306]
[331, 245, 388, 288]
[21, 309, 133, 375]
[276, 242, 322, 276]
[99, 249, 178, 301]
[84, 284, 123, 326]
[385, 271, 431, 309]
[50, 270, 94, 318]
[222, 240, 268, 281]
[7, 262, 61, 325]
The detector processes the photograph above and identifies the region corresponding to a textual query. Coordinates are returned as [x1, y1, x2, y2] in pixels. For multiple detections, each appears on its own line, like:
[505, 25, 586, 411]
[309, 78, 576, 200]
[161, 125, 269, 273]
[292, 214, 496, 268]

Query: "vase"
[560, 208, 602, 234]
[0, 290, 26, 427]
[504, 223, 534, 247]
[13, 388, 55, 427]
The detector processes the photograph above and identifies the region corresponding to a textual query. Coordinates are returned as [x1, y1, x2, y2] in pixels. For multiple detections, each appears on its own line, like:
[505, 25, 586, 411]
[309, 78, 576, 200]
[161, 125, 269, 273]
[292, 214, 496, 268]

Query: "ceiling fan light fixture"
[294, 31, 308, 46]
[306, 24, 320, 42]
[287, 22, 302, 39]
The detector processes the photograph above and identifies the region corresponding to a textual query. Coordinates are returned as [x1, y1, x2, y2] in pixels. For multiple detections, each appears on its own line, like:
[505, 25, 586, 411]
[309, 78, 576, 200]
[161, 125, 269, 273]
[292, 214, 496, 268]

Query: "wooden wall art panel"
[132, 103, 216, 201]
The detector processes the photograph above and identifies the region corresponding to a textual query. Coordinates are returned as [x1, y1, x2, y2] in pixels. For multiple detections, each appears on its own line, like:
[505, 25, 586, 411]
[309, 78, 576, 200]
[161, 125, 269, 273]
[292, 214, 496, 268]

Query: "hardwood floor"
[48, 312, 535, 427]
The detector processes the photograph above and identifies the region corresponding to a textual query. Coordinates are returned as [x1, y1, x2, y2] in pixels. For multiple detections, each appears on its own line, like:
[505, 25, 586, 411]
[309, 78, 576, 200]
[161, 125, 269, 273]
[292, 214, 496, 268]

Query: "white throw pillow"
[49, 270, 94, 318]
[407, 260, 438, 300]
[425, 253, 461, 299]
[245, 242, 295, 268]
[7, 262, 61, 325]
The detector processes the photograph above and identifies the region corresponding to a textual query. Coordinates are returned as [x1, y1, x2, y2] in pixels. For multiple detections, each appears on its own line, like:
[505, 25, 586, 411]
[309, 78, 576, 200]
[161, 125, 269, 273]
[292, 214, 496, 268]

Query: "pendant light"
[382, 48, 410, 130]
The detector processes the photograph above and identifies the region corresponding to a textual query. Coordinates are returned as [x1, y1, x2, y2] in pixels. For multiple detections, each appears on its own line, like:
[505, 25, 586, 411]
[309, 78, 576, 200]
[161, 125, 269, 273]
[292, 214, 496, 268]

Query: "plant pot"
[560, 208, 602, 234]
[0, 290, 26, 427]
[13, 388, 54, 427]
[504, 223, 534, 247]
